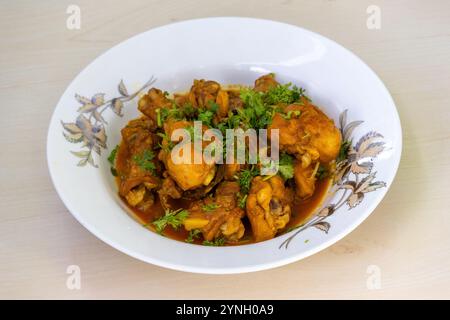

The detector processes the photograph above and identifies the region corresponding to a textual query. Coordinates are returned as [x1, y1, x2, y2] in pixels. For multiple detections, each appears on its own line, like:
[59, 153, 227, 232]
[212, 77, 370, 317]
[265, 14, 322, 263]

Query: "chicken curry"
[108, 74, 342, 245]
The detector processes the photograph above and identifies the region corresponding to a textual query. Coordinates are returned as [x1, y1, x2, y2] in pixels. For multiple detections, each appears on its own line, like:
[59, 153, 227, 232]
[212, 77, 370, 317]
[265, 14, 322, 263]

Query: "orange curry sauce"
[116, 172, 332, 246]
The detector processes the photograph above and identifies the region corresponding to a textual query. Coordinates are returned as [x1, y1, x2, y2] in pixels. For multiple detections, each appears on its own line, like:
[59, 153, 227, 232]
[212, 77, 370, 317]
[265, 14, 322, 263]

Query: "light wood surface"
[1, 0, 450, 299]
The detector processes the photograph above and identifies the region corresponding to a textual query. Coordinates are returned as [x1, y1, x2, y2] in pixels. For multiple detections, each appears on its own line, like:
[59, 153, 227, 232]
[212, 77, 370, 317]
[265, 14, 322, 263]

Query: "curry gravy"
[118, 176, 332, 245]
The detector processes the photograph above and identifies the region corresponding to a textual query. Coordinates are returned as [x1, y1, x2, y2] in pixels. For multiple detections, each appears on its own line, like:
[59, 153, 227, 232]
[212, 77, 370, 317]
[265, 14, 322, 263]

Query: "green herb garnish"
[152, 208, 189, 234]
[277, 153, 295, 180]
[110, 167, 118, 177]
[237, 166, 259, 194]
[197, 108, 215, 127]
[133, 149, 156, 173]
[281, 110, 301, 120]
[157, 132, 175, 151]
[203, 237, 226, 246]
[185, 229, 202, 243]
[316, 164, 328, 180]
[155, 108, 162, 127]
[237, 193, 247, 209]
[184, 125, 202, 144]
[181, 103, 196, 119]
[202, 203, 220, 212]
[337, 140, 351, 163]
[239, 88, 274, 129]
[108, 145, 119, 165]
[263, 83, 307, 105]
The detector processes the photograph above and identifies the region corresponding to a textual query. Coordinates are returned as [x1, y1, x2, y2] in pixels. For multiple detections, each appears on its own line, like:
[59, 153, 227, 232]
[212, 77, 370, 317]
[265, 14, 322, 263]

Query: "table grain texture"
[1, 0, 450, 299]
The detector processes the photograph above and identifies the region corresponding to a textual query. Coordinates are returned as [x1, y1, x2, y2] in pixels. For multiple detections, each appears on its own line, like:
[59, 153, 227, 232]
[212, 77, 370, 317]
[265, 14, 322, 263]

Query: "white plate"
[47, 17, 402, 274]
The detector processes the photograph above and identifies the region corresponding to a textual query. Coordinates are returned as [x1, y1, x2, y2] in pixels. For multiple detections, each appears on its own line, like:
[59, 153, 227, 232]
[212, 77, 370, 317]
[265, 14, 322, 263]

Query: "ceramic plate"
[47, 17, 402, 274]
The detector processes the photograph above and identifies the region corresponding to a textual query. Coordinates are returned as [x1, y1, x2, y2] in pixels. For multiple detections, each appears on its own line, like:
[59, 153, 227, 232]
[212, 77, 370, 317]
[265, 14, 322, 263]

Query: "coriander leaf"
[110, 167, 118, 177]
[152, 208, 189, 234]
[277, 153, 294, 180]
[185, 229, 201, 243]
[108, 145, 119, 165]
[181, 102, 196, 119]
[207, 100, 219, 113]
[337, 140, 351, 163]
[203, 237, 226, 246]
[133, 149, 156, 173]
[239, 88, 273, 129]
[202, 203, 220, 212]
[197, 108, 215, 127]
[281, 110, 301, 120]
[240, 88, 265, 116]
[158, 104, 195, 124]
[237, 193, 247, 209]
[263, 83, 307, 105]
[155, 108, 163, 127]
[316, 164, 328, 180]
[156, 132, 175, 152]
[238, 166, 259, 194]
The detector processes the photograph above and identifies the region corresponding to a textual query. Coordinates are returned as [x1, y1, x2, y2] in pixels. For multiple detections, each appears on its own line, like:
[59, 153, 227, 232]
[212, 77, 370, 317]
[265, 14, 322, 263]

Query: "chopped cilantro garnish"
[263, 83, 307, 105]
[185, 229, 202, 243]
[202, 203, 220, 212]
[239, 89, 274, 129]
[281, 110, 301, 120]
[277, 153, 295, 180]
[316, 164, 328, 180]
[203, 237, 226, 246]
[108, 145, 119, 165]
[152, 208, 189, 234]
[237, 193, 248, 209]
[133, 149, 156, 173]
[337, 140, 351, 163]
[197, 108, 215, 127]
[238, 166, 259, 194]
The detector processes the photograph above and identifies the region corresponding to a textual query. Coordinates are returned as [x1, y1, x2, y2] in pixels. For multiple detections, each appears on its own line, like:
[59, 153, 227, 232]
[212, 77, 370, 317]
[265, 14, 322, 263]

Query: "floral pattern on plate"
[61, 77, 156, 167]
[279, 109, 386, 249]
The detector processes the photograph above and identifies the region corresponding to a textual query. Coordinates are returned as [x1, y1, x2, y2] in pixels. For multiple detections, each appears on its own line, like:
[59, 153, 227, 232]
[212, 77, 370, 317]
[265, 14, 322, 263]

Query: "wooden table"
[1, 0, 449, 299]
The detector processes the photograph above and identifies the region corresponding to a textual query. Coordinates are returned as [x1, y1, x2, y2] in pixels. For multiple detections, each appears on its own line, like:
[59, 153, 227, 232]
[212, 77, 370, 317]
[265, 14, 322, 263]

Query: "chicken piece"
[125, 184, 147, 207]
[214, 181, 241, 209]
[224, 163, 241, 180]
[120, 117, 156, 155]
[116, 117, 160, 207]
[294, 160, 319, 199]
[215, 90, 229, 119]
[227, 89, 243, 111]
[159, 119, 217, 191]
[268, 101, 342, 164]
[161, 118, 192, 146]
[165, 145, 216, 190]
[254, 73, 279, 92]
[183, 181, 245, 242]
[125, 184, 155, 211]
[157, 175, 183, 210]
[246, 176, 294, 242]
[173, 92, 190, 107]
[138, 88, 172, 122]
[188, 79, 221, 108]
[182, 165, 225, 200]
